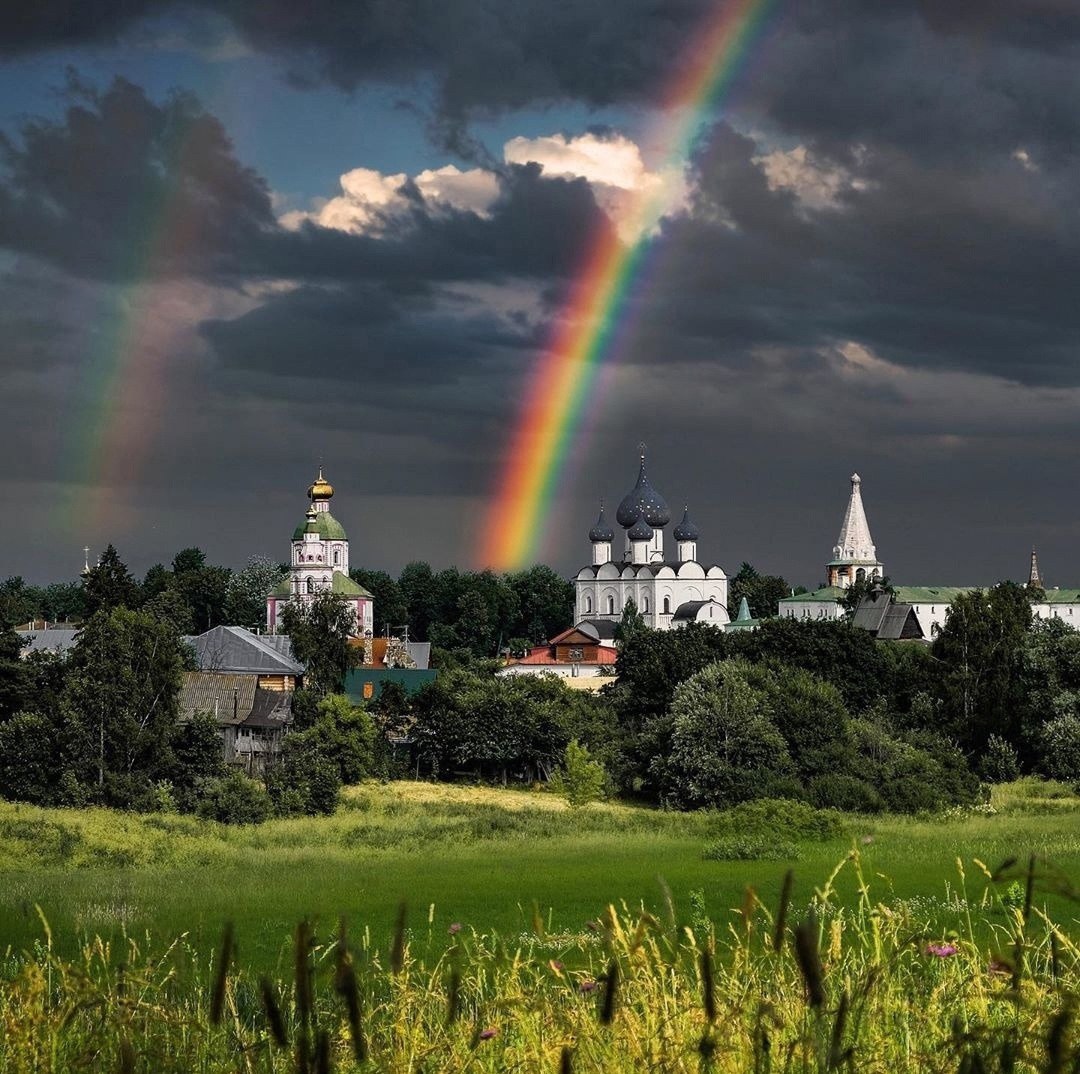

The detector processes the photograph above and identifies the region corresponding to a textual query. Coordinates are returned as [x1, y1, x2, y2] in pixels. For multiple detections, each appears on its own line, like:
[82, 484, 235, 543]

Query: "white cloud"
[754, 145, 867, 211]
[504, 131, 688, 240]
[1012, 147, 1039, 173]
[281, 130, 688, 242]
[281, 164, 499, 235]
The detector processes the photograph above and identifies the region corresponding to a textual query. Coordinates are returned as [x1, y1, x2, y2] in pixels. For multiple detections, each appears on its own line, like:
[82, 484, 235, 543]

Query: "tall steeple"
[1028, 547, 1044, 589]
[826, 472, 884, 588]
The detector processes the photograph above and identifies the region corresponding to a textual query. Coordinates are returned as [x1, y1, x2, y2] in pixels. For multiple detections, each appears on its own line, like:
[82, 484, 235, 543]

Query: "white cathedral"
[266, 469, 374, 636]
[574, 451, 729, 630]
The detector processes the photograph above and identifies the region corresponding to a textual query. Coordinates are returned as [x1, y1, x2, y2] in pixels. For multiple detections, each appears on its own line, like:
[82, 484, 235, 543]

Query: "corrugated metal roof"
[185, 626, 304, 675]
[779, 586, 847, 603]
[878, 604, 923, 640]
[180, 672, 257, 724]
[19, 628, 79, 655]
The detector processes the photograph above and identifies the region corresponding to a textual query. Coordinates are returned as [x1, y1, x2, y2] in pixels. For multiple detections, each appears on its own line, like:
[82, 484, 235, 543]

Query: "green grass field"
[2, 778, 1079, 976]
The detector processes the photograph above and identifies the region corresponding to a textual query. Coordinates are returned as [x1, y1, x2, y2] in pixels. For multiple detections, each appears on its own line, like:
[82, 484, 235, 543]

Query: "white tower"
[826, 473, 884, 588]
[673, 507, 699, 564]
[588, 504, 614, 565]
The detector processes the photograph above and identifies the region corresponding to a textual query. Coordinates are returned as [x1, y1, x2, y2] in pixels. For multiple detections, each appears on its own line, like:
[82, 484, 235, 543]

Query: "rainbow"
[59, 81, 248, 542]
[479, 0, 781, 569]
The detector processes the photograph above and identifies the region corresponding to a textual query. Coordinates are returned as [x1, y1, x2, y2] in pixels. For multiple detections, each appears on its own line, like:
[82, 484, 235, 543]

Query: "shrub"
[550, 740, 607, 808]
[195, 771, 272, 824]
[702, 835, 801, 861]
[1039, 715, 1080, 782]
[808, 774, 884, 814]
[708, 798, 845, 842]
[980, 735, 1020, 783]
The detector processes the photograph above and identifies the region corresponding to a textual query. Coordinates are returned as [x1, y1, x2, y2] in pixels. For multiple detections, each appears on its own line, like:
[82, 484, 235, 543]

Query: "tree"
[932, 582, 1033, 755]
[196, 771, 272, 824]
[304, 693, 380, 783]
[61, 607, 186, 804]
[349, 568, 408, 636]
[142, 587, 196, 635]
[171, 547, 207, 574]
[0, 577, 40, 626]
[168, 712, 227, 810]
[506, 565, 574, 643]
[82, 545, 139, 614]
[1038, 715, 1080, 782]
[840, 575, 894, 617]
[173, 564, 231, 633]
[281, 591, 358, 696]
[399, 561, 439, 641]
[268, 734, 341, 816]
[224, 556, 286, 630]
[0, 618, 27, 721]
[727, 562, 790, 620]
[663, 661, 796, 809]
[614, 597, 647, 644]
[552, 740, 607, 807]
[0, 711, 59, 804]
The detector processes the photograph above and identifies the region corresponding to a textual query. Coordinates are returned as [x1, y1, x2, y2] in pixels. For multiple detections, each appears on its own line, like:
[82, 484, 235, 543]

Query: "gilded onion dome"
[616, 450, 671, 528]
[308, 467, 334, 500]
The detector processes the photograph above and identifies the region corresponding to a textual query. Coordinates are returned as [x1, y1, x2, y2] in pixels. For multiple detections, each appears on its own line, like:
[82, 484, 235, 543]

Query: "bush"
[702, 835, 801, 861]
[268, 742, 341, 817]
[550, 739, 607, 808]
[808, 774, 884, 814]
[1039, 715, 1080, 782]
[980, 735, 1021, 783]
[708, 798, 845, 842]
[195, 771, 272, 824]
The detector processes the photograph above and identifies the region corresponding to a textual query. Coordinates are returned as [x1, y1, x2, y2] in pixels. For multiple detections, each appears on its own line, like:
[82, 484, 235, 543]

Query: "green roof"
[778, 586, 846, 603]
[332, 572, 372, 597]
[1039, 589, 1080, 603]
[270, 577, 291, 598]
[292, 510, 348, 541]
[891, 586, 975, 603]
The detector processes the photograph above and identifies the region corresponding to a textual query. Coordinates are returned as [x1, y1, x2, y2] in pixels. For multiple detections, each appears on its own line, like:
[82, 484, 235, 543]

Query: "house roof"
[185, 625, 305, 675]
[550, 624, 601, 645]
[269, 572, 373, 599]
[19, 628, 79, 655]
[179, 671, 292, 727]
[890, 586, 974, 603]
[1037, 588, 1080, 603]
[878, 604, 923, 640]
[508, 645, 618, 666]
[778, 586, 847, 604]
[346, 636, 432, 670]
[579, 618, 618, 640]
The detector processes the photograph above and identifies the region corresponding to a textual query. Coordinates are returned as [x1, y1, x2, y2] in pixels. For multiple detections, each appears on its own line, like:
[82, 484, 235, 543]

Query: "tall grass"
[1, 851, 1078, 1072]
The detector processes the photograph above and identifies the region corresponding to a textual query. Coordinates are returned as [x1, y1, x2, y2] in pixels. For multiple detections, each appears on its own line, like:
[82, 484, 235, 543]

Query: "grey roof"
[852, 592, 924, 641]
[19, 628, 79, 656]
[407, 642, 432, 670]
[616, 454, 671, 528]
[179, 671, 292, 727]
[184, 625, 304, 675]
[672, 600, 713, 622]
[579, 618, 618, 640]
[851, 592, 890, 633]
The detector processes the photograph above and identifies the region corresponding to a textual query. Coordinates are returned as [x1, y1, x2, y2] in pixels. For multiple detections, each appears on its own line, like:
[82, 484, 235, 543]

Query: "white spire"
[833, 472, 877, 562]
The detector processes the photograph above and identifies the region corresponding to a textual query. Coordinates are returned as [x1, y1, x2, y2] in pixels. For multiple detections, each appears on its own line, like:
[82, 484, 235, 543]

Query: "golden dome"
[308, 467, 334, 500]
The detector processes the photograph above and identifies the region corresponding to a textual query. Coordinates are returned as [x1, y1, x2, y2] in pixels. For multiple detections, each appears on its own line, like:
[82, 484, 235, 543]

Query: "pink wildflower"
[926, 943, 958, 958]
[448, 923, 462, 935]
[478, 1027, 497, 1041]
[579, 979, 597, 993]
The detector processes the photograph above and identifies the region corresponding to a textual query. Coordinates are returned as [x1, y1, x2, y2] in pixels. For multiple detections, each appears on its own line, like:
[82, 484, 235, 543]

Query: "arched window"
[306, 578, 315, 594]
[607, 595, 615, 615]
[334, 549, 340, 566]
[585, 595, 593, 614]
[642, 596, 650, 614]
[856, 568, 866, 582]
[662, 596, 671, 615]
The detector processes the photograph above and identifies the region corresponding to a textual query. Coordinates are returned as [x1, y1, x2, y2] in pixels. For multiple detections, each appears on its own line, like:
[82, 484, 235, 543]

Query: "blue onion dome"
[589, 503, 615, 543]
[673, 506, 699, 542]
[627, 512, 654, 542]
[616, 451, 671, 528]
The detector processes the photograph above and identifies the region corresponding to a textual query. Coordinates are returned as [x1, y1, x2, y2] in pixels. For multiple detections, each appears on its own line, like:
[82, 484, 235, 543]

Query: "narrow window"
[334, 549, 340, 565]
[642, 596, 650, 613]
[585, 595, 593, 614]
[663, 596, 671, 615]
[306, 578, 315, 594]
[607, 596, 615, 615]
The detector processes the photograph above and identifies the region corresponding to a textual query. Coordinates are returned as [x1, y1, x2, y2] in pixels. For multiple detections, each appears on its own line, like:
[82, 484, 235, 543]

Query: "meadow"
[1, 779, 1079, 974]
[2, 779, 1080, 1071]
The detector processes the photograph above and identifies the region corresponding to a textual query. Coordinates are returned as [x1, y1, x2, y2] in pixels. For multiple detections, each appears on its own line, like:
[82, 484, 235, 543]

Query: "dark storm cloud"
[0, 77, 276, 280]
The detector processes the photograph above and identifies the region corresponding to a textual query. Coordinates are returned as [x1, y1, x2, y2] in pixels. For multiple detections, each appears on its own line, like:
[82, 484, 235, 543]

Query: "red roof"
[506, 645, 618, 666]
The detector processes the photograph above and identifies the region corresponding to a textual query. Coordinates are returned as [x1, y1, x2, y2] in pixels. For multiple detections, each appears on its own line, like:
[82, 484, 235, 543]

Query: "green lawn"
[1, 779, 1079, 974]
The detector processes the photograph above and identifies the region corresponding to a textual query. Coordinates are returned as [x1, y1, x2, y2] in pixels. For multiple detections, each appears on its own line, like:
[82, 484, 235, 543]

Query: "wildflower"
[579, 979, 597, 993]
[549, 960, 564, 973]
[860, 835, 874, 846]
[926, 943, 958, 958]
[478, 1027, 497, 1041]
[448, 923, 462, 935]
[988, 958, 1012, 976]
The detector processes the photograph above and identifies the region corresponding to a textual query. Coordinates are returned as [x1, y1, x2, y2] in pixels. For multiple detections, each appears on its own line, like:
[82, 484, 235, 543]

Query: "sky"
[3, 0, 1080, 590]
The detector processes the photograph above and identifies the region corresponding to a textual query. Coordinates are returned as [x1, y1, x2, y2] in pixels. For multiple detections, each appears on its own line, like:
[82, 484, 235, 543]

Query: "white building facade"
[574, 452, 728, 631]
[266, 469, 374, 636]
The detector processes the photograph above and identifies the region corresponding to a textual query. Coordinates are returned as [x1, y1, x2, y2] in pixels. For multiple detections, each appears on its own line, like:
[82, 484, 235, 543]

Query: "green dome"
[292, 510, 348, 541]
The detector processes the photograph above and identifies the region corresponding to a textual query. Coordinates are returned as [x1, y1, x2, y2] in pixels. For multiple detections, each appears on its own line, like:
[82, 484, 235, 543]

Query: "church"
[266, 469, 374, 636]
[574, 451, 728, 630]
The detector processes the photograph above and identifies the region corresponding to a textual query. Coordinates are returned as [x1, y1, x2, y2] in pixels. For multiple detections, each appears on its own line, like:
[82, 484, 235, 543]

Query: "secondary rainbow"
[479, 0, 780, 569]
